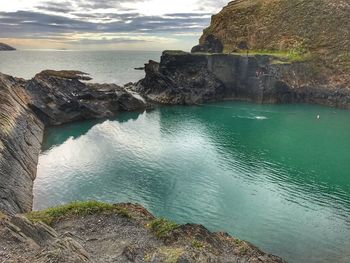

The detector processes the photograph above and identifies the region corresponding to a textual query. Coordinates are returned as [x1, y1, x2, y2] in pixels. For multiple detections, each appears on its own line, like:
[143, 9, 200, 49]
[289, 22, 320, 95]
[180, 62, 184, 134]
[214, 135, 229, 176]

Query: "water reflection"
[34, 102, 350, 263]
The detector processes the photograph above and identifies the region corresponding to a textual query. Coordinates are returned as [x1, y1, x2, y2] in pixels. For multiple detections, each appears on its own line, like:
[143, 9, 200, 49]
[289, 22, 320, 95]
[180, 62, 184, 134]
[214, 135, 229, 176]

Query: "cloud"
[0, 10, 210, 36]
[0, 0, 230, 50]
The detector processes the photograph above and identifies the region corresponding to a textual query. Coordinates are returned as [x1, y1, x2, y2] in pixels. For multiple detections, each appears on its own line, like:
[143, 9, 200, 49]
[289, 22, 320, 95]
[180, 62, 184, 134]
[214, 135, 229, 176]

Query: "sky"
[0, 0, 229, 51]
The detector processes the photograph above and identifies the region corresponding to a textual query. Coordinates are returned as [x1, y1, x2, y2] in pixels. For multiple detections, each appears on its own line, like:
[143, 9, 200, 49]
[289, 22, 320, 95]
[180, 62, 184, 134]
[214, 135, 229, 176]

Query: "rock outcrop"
[0, 71, 148, 215]
[0, 202, 285, 263]
[134, 1, 350, 108]
[0, 73, 44, 215]
[27, 70, 147, 126]
[191, 34, 223, 54]
[0, 43, 16, 51]
[135, 51, 350, 107]
[134, 51, 225, 104]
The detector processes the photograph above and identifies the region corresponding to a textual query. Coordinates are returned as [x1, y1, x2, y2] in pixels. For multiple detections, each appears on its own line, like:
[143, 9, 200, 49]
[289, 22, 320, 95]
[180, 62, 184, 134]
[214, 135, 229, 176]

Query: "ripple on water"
[34, 102, 350, 263]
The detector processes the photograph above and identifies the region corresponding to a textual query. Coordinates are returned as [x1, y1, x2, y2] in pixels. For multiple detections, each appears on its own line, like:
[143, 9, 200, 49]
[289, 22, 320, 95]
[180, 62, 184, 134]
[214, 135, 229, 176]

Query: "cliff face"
[195, 0, 350, 88]
[136, 0, 350, 107]
[26, 70, 147, 126]
[0, 43, 16, 51]
[200, 0, 350, 57]
[136, 51, 350, 107]
[0, 73, 44, 215]
[0, 71, 148, 215]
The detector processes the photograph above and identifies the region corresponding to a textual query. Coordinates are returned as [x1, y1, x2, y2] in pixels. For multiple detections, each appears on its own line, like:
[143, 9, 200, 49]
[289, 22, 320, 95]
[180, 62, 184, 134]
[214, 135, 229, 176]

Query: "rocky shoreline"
[0, 201, 285, 263]
[1, 50, 350, 260]
[134, 50, 350, 108]
[0, 69, 286, 262]
[0, 70, 149, 215]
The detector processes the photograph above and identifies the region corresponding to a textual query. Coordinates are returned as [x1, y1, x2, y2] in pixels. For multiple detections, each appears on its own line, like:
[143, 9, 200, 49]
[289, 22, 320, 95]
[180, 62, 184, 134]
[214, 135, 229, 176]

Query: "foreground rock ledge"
[0, 201, 285, 263]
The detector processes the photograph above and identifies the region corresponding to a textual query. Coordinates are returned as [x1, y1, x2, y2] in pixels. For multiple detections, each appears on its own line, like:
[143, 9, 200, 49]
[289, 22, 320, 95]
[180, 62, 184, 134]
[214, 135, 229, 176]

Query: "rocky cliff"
[0, 201, 285, 263]
[0, 74, 44, 215]
[193, 0, 350, 93]
[0, 43, 16, 51]
[0, 71, 148, 215]
[199, 0, 350, 56]
[135, 51, 350, 107]
[134, 0, 350, 108]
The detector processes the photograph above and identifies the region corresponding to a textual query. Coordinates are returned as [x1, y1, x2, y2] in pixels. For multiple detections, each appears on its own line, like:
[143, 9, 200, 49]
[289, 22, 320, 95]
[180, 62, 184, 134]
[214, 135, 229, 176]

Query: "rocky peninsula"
[0, 43, 16, 51]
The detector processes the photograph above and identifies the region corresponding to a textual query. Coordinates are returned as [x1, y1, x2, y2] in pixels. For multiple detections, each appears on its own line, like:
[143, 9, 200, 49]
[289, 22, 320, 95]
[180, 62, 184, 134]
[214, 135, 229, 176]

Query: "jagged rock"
[0, 213, 89, 262]
[0, 73, 44, 215]
[0, 202, 285, 263]
[26, 70, 148, 126]
[135, 51, 350, 108]
[191, 34, 223, 54]
[134, 51, 225, 104]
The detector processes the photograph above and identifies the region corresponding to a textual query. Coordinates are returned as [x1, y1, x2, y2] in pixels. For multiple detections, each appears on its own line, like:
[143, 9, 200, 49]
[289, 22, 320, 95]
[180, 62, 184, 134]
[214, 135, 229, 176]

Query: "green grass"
[149, 218, 179, 238]
[192, 239, 205, 250]
[26, 201, 130, 225]
[233, 49, 308, 63]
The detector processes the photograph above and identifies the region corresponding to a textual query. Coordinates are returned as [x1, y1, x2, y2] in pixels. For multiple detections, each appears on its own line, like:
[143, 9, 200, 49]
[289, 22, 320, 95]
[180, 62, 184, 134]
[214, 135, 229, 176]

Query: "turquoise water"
[33, 102, 350, 263]
[0, 50, 160, 84]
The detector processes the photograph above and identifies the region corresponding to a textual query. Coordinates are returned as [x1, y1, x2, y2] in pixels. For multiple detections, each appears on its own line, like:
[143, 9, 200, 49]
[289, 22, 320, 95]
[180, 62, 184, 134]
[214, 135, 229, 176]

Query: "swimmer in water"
[317, 115, 320, 120]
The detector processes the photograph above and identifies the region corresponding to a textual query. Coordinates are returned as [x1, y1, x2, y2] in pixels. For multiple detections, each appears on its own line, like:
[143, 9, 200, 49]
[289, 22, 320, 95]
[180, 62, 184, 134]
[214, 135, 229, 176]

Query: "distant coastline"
[0, 43, 16, 51]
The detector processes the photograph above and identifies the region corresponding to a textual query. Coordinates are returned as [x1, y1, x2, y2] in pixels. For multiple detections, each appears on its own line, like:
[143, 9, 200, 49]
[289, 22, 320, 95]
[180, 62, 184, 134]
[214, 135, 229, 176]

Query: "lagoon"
[34, 102, 350, 263]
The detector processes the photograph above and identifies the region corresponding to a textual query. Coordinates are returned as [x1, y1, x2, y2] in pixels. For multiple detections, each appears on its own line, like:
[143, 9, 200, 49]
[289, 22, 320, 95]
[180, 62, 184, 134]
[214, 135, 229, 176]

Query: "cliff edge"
[136, 0, 350, 107]
[0, 201, 285, 263]
[195, 0, 350, 88]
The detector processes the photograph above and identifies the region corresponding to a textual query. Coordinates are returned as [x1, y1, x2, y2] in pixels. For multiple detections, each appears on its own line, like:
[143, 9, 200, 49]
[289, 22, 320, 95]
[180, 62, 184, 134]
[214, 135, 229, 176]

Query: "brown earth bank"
[0, 201, 285, 263]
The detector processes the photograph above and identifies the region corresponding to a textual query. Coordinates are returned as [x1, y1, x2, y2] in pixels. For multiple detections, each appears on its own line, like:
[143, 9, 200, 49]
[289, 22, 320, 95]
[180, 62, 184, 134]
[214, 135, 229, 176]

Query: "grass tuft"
[233, 49, 308, 63]
[192, 239, 205, 250]
[149, 218, 179, 238]
[26, 200, 130, 225]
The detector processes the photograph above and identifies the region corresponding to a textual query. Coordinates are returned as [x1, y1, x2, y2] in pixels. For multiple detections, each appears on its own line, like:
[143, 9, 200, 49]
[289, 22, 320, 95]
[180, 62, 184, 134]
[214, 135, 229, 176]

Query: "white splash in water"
[255, 116, 268, 120]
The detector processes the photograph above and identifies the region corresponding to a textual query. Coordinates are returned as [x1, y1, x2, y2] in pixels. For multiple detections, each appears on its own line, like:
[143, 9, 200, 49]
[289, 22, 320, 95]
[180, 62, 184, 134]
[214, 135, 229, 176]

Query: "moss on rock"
[26, 201, 131, 225]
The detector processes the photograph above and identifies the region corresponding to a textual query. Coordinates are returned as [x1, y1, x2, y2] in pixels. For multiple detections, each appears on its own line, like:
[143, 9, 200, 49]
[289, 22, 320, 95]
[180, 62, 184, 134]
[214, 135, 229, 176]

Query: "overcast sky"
[0, 0, 229, 50]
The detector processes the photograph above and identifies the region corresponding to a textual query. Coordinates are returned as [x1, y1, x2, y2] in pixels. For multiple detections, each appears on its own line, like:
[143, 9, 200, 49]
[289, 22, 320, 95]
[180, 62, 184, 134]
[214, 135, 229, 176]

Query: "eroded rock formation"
[0, 71, 148, 215]
[135, 51, 350, 107]
[0, 74, 44, 215]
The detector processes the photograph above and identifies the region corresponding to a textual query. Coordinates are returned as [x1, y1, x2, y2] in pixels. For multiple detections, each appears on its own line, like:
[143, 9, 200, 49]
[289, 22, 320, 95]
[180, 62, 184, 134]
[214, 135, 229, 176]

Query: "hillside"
[0, 43, 16, 51]
[196, 0, 350, 84]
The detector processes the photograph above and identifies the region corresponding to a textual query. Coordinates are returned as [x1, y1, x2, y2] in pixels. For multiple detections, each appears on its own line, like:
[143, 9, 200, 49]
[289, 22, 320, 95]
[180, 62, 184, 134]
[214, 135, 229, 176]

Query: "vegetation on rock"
[26, 200, 131, 225]
[198, 0, 350, 83]
[149, 217, 179, 238]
